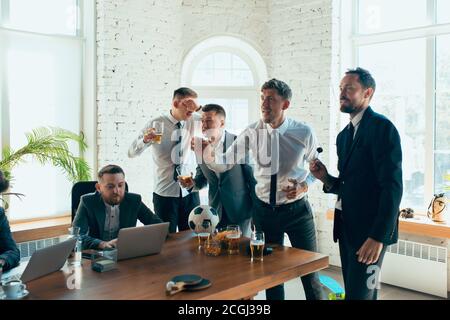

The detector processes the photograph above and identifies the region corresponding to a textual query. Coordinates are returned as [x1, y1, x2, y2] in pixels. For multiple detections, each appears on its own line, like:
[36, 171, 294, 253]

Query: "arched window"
[182, 36, 267, 134]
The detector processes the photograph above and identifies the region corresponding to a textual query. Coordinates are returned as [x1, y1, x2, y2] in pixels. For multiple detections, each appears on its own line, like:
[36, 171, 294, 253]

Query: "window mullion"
[424, 35, 436, 209]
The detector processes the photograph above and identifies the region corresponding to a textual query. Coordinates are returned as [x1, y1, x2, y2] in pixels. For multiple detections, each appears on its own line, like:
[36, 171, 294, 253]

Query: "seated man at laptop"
[0, 170, 20, 273]
[73, 164, 162, 250]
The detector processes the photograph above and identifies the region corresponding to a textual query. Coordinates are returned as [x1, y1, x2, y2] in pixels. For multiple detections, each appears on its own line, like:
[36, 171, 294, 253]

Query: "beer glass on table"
[226, 225, 241, 255]
[250, 231, 265, 262]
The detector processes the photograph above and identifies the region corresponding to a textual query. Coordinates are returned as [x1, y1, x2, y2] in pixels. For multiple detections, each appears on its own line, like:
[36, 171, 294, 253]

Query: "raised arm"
[128, 120, 154, 158]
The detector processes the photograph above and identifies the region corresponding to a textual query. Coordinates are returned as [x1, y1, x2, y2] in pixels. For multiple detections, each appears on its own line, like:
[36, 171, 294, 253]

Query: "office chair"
[71, 181, 129, 221]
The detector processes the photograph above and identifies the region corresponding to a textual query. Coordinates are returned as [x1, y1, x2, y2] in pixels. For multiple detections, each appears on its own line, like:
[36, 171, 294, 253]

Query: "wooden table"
[25, 231, 329, 300]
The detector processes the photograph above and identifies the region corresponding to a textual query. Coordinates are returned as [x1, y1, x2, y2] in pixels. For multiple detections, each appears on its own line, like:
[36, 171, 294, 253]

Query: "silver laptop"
[116, 222, 169, 261]
[1, 238, 76, 283]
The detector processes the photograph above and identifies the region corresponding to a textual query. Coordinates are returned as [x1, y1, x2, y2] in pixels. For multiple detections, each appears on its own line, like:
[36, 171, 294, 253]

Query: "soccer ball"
[188, 205, 219, 233]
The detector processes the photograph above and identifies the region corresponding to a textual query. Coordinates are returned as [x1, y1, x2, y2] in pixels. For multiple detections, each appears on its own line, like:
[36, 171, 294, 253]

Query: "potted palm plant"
[0, 127, 91, 209]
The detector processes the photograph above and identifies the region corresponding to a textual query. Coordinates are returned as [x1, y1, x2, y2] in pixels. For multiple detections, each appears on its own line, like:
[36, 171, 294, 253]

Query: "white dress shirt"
[206, 117, 319, 205]
[128, 112, 201, 197]
[334, 108, 367, 210]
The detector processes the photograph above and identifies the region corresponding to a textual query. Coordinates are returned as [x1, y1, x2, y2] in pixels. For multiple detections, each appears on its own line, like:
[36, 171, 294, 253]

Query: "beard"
[340, 99, 358, 114]
[105, 195, 122, 206]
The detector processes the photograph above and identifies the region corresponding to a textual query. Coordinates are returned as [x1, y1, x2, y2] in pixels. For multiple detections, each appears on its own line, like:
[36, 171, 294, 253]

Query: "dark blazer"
[325, 107, 403, 247]
[194, 131, 257, 224]
[0, 207, 20, 271]
[73, 192, 162, 249]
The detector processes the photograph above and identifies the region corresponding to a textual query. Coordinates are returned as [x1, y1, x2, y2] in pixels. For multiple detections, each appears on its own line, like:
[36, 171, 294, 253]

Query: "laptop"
[1, 238, 76, 283]
[116, 222, 169, 261]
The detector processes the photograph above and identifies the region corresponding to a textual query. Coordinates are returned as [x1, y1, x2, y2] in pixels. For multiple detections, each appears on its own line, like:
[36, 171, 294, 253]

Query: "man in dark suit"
[310, 68, 403, 300]
[73, 165, 162, 250]
[182, 104, 256, 236]
[0, 170, 20, 273]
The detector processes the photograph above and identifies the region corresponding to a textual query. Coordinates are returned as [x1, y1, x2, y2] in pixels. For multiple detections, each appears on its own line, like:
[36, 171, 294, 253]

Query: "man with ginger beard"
[73, 165, 162, 250]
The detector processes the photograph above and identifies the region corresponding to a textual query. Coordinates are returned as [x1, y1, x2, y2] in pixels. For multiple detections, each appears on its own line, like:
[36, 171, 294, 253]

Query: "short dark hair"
[98, 165, 125, 181]
[0, 170, 9, 193]
[201, 104, 226, 118]
[345, 67, 376, 93]
[261, 78, 292, 101]
[173, 87, 198, 100]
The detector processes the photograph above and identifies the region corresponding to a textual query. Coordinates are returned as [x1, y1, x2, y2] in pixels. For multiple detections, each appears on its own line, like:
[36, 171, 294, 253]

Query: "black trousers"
[153, 191, 200, 233]
[253, 197, 325, 300]
[338, 220, 387, 300]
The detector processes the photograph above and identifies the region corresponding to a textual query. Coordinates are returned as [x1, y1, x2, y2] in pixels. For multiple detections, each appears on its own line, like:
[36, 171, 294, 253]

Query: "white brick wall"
[97, 0, 183, 206]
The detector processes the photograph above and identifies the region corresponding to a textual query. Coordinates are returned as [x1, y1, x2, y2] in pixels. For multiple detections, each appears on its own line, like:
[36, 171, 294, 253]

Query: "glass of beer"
[176, 166, 194, 188]
[226, 225, 241, 255]
[151, 120, 164, 144]
[196, 221, 211, 251]
[250, 231, 265, 262]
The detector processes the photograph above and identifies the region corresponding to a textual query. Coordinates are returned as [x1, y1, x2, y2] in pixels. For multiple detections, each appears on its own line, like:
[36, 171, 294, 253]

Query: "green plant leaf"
[0, 127, 91, 186]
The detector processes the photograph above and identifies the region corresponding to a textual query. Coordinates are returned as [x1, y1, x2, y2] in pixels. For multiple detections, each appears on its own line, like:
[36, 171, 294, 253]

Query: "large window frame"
[0, 0, 97, 221]
[341, 0, 450, 211]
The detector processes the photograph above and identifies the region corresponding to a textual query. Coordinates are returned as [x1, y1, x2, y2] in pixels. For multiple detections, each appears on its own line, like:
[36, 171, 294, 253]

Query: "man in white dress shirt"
[203, 79, 324, 300]
[128, 88, 201, 233]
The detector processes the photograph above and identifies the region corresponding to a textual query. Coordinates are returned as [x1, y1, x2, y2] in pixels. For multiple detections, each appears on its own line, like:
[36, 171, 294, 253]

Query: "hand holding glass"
[152, 121, 164, 144]
[144, 121, 164, 144]
[177, 167, 194, 189]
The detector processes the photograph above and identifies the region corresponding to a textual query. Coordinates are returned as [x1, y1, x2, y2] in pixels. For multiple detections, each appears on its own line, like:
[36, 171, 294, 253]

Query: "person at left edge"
[0, 170, 20, 273]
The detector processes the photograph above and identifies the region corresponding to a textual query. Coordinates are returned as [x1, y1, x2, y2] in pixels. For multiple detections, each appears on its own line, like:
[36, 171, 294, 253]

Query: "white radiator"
[381, 239, 448, 298]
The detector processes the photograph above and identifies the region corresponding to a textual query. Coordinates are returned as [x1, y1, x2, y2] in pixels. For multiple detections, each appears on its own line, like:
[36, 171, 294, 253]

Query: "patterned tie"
[173, 122, 182, 181]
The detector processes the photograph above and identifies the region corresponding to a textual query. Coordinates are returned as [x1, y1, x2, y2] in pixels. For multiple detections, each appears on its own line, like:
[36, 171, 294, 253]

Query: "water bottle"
[68, 227, 82, 266]
[74, 236, 82, 266]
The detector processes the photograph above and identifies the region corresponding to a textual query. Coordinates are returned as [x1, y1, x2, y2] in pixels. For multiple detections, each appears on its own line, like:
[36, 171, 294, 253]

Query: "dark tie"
[346, 122, 354, 155]
[270, 173, 277, 206]
[173, 122, 182, 181]
[269, 131, 278, 206]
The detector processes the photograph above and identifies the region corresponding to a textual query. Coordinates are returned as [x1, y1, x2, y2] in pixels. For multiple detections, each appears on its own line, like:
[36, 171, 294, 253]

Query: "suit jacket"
[73, 192, 162, 249]
[0, 207, 20, 271]
[194, 131, 257, 224]
[325, 107, 403, 247]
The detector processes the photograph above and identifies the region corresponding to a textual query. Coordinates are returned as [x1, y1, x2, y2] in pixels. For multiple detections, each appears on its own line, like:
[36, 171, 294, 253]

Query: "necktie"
[269, 130, 279, 206]
[173, 122, 182, 181]
[346, 122, 354, 155]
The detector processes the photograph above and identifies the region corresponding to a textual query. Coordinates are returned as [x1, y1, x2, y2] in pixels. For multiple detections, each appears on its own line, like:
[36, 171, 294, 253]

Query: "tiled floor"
[254, 266, 447, 300]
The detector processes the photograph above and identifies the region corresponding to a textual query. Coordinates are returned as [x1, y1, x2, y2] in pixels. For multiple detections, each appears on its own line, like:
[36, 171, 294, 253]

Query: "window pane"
[359, 38, 426, 209]
[192, 52, 254, 86]
[437, 0, 450, 24]
[435, 35, 450, 195]
[434, 154, 450, 195]
[214, 52, 232, 69]
[232, 55, 248, 69]
[436, 35, 450, 151]
[198, 98, 249, 135]
[196, 54, 213, 69]
[2, 30, 82, 220]
[358, 0, 428, 34]
[192, 69, 214, 85]
[6, 0, 77, 35]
